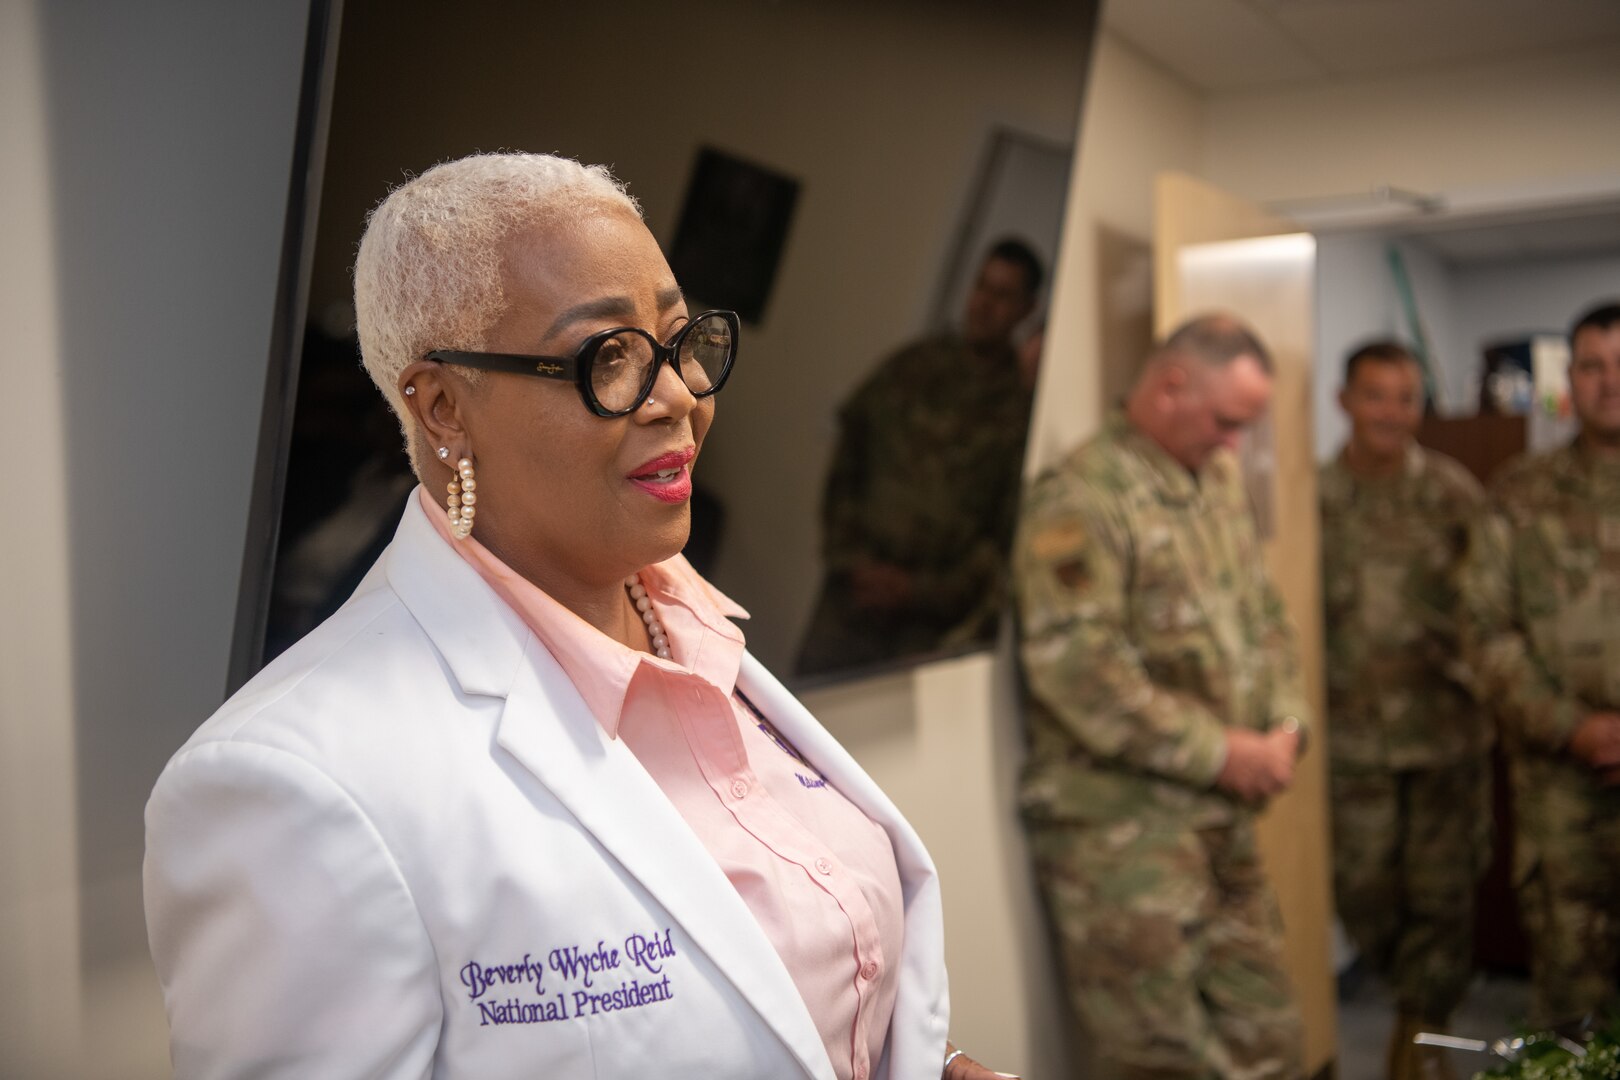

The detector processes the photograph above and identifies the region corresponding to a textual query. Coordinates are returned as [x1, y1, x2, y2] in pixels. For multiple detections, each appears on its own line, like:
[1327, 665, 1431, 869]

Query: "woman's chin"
[624, 517, 691, 572]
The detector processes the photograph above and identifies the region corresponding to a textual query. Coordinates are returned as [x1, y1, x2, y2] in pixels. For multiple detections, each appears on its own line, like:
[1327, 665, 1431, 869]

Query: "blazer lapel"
[735, 653, 951, 1078]
[493, 645, 833, 1080]
[384, 491, 531, 699]
[383, 494, 833, 1078]
[736, 653, 930, 875]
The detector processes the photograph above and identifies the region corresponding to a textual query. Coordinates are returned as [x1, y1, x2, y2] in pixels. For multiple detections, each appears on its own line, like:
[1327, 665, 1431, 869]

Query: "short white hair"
[354, 151, 641, 459]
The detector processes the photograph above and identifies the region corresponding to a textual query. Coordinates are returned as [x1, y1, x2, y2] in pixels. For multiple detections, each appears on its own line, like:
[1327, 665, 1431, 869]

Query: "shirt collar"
[1331, 440, 1426, 487]
[1108, 409, 1203, 503]
[416, 488, 749, 739]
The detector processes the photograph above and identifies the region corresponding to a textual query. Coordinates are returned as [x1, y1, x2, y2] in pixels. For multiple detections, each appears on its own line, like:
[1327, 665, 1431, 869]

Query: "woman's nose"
[640, 356, 698, 418]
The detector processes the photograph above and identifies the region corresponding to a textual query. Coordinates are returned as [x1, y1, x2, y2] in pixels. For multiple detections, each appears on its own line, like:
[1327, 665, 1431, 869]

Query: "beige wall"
[1, 3, 82, 1072]
[1030, 33, 1204, 473]
[1203, 44, 1620, 206]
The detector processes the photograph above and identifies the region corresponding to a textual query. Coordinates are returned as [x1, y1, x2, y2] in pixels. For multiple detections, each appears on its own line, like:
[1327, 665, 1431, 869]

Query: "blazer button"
[815, 857, 833, 875]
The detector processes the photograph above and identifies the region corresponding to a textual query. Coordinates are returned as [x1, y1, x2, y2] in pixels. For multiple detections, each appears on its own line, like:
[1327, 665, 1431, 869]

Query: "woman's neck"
[483, 536, 652, 653]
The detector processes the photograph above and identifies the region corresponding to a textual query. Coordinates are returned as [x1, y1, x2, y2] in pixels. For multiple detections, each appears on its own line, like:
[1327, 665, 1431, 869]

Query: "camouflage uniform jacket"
[815, 333, 1034, 642]
[1014, 412, 1312, 829]
[1320, 443, 1489, 769]
[1462, 440, 1620, 753]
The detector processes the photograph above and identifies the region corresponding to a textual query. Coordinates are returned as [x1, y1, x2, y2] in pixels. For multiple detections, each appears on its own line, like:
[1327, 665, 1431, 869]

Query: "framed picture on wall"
[667, 146, 800, 325]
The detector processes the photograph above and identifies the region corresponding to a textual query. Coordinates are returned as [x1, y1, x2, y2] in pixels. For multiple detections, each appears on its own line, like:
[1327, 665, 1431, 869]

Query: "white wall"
[1312, 233, 1393, 458]
[0, 1, 309, 1074]
[1455, 251, 1620, 348]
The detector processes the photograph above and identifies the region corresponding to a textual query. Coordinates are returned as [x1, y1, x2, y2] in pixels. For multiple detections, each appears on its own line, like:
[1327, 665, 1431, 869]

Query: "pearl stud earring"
[437, 447, 450, 460]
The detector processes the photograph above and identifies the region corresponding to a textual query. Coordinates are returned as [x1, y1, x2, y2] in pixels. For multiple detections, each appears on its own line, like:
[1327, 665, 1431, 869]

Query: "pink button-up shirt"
[420, 492, 904, 1080]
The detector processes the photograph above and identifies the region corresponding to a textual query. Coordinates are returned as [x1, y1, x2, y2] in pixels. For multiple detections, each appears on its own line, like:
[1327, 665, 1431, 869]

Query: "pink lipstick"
[628, 448, 696, 504]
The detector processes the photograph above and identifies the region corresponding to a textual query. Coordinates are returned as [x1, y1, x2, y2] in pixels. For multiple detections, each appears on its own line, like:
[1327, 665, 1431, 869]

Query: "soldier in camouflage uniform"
[1015, 315, 1308, 1080]
[1320, 341, 1490, 1079]
[1462, 302, 1620, 1028]
[797, 239, 1041, 676]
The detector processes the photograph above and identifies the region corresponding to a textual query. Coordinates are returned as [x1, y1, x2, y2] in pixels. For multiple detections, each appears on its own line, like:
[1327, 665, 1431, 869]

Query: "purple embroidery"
[461, 927, 679, 1027]
[734, 689, 826, 786]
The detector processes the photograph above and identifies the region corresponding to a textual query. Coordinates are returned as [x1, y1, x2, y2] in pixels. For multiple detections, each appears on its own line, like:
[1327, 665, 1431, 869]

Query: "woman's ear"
[398, 360, 473, 458]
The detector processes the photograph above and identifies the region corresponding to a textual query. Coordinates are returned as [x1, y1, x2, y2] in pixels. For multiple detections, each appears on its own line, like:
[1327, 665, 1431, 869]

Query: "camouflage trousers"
[1027, 817, 1303, 1080]
[1329, 757, 1491, 1020]
[1511, 754, 1620, 1027]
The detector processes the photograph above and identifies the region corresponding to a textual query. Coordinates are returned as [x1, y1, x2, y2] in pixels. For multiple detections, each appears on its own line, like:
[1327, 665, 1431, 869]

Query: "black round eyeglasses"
[426, 309, 739, 418]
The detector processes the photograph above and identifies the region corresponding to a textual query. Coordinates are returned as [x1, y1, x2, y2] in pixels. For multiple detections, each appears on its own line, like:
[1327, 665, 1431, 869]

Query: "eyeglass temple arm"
[424, 350, 578, 382]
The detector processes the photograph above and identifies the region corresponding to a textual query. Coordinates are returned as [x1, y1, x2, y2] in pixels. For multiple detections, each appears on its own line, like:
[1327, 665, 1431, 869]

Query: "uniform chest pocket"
[1555, 538, 1602, 597]
[1132, 526, 1208, 636]
[1357, 561, 1422, 644]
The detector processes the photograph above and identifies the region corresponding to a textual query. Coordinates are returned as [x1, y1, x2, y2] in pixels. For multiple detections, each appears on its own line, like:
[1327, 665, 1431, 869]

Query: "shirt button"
[730, 778, 749, 799]
[860, 960, 879, 981]
[814, 857, 833, 875]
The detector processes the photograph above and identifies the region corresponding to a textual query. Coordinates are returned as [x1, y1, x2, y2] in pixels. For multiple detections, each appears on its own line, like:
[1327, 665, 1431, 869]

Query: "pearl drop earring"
[446, 457, 477, 540]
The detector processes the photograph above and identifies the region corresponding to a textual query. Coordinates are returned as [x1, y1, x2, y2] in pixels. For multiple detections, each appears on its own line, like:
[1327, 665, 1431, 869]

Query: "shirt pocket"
[1132, 523, 1208, 637]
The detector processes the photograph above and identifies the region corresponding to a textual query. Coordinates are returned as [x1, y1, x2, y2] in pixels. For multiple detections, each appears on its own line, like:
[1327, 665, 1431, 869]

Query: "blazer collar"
[384, 490, 531, 699]
[380, 494, 832, 1079]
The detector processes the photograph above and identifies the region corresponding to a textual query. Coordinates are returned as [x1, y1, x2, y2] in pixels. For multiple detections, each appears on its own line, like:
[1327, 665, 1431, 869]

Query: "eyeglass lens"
[589, 312, 733, 413]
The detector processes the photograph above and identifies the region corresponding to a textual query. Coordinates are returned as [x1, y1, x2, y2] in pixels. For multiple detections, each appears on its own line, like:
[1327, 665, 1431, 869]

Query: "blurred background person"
[796, 238, 1042, 677]
[1463, 301, 1620, 1031]
[1014, 314, 1309, 1080]
[1320, 340, 1489, 1080]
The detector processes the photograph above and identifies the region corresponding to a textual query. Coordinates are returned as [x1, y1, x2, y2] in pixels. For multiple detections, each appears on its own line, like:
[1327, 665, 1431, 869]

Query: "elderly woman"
[144, 153, 1006, 1080]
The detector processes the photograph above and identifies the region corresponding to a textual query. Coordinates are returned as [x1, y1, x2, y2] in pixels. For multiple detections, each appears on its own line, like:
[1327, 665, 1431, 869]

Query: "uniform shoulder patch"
[1027, 519, 1088, 563]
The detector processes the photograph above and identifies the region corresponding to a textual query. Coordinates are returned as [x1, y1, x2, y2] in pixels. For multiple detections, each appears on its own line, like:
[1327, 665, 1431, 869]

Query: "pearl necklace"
[624, 573, 671, 659]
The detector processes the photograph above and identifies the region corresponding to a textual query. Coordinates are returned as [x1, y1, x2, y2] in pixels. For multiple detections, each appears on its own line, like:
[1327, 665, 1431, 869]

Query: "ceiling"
[1103, 0, 1620, 93]
[1100, 0, 1620, 263]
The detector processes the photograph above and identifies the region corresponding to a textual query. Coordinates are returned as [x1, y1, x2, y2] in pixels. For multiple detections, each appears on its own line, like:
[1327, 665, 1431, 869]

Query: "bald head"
[1126, 313, 1275, 471]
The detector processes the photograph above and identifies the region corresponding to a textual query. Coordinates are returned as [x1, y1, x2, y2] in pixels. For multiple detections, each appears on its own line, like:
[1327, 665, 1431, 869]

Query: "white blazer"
[144, 499, 951, 1079]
